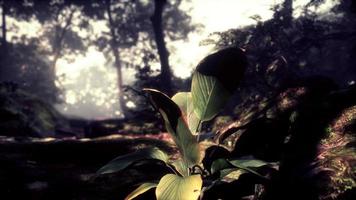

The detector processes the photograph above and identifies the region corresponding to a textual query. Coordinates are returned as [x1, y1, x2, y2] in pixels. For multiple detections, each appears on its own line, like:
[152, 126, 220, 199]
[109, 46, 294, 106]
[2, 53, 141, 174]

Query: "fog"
[0, 0, 340, 119]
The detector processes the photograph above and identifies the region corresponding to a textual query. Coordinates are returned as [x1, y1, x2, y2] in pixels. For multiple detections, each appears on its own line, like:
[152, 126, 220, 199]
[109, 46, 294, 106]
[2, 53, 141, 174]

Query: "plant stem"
[196, 120, 202, 141]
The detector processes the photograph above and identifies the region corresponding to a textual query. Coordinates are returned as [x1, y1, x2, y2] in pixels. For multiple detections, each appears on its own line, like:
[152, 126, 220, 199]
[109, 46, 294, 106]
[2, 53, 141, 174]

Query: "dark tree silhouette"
[1, 1, 6, 48]
[208, 0, 356, 97]
[104, 0, 130, 117]
[151, 0, 173, 95]
[0, 2, 7, 81]
[66, 0, 198, 117]
[50, 7, 76, 75]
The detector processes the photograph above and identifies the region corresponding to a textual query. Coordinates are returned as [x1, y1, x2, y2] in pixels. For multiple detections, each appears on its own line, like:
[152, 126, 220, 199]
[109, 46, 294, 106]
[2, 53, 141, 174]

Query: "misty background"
[0, 0, 354, 120]
[1, 1, 356, 199]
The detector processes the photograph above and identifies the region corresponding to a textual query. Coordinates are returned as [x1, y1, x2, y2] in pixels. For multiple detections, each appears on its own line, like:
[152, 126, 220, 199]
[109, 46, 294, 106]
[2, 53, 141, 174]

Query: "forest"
[0, 0, 355, 200]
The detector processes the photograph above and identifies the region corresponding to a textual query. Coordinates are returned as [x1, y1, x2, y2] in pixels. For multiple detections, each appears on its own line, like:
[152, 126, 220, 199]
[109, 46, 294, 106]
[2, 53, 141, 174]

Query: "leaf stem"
[196, 119, 202, 142]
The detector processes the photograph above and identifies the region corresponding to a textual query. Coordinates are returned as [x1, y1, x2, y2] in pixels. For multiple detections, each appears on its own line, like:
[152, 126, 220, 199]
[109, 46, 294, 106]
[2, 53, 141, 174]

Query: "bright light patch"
[126, 101, 136, 108]
[56, 46, 106, 79]
[184, 0, 283, 32]
[65, 90, 77, 104]
[55, 46, 121, 119]
[168, 33, 214, 78]
[293, 0, 337, 18]
[2, 17, 42, 42]
[171, 0, 283, 78]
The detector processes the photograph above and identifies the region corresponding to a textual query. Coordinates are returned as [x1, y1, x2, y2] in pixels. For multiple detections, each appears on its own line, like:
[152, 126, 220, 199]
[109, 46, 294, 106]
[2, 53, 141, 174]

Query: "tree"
[103, 0, 134, 117]
[0, 0, 85, 103]
[0, 0, 197, 117]
[151, 0, 173, 95]
[49, 7, 76, 75]
[209, 0, 356, 94]
[69, 0, 197, 117]
[1, 1, 7, 49]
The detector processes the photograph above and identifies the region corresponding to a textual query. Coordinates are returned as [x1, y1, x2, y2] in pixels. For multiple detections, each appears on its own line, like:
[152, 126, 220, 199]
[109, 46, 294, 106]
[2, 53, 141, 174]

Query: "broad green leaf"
[144, 89, 181, 130]
[171, 92, 190, 115]
[228, 157, 268, 168]
[211, 157, 268, 180]
[194, 47, 247, 93]
[228, 157, 268, 178]
[125, 182, 157, 200]
[176, 118, 200, 166]
[156, 174, 202, 200]
[191, 72, 230, 121]
[211, 158, 233, 174]
[97, 147, 168, 174]
[191, 47, 247, 121]
[210, 158, 247, 181]
[172, 92, 200, 134]
[171, 159, 189, 177]
[144, 89, 200, 166]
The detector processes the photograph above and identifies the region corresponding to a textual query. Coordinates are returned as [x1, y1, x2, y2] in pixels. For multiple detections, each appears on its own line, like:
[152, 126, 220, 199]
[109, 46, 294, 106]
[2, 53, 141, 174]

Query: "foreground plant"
[96, 47, 272, 200]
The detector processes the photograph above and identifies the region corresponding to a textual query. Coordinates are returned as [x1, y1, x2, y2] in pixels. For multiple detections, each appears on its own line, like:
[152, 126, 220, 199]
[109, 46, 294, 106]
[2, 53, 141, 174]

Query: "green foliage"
[156, 174, 202, 200]
[144, 89, 200, 167]
[210, 157, 268, 179]
[125, 182, 158, 200]
[191, 47, 247, 121]
[96, 47, 273, 200]
[172, 92, 200, 134]
[191, 72, 230, 121]
[97, 147, 168, 175]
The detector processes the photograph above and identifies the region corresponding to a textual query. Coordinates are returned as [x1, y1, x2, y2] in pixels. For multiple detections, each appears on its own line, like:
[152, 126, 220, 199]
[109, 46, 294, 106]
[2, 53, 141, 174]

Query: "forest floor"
[1, 83, 355, 200]
[0, 131, 178, 200]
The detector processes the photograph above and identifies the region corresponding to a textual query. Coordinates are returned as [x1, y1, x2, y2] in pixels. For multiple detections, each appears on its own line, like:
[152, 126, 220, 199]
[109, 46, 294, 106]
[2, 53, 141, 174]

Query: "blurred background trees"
[196, 0, 356, 120]
[207, 0, 355, 96]
[0, 0, 197, 118]
[0, 0, 355, 121]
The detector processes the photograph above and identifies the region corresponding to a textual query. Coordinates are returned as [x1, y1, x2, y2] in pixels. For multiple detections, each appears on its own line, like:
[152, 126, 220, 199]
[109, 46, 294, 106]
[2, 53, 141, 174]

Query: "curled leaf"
[195, 47, 247, 93]
[202, 145, 230, 173]
[191, 47, 247, 121]
[144, 89, 200, 166]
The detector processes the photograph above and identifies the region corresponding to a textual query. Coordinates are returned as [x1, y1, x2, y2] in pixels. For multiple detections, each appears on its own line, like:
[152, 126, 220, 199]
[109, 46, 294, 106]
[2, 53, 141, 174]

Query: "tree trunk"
[282, 0, 293, 26]
[151, 0, 173, 95]
[51, 8, 75, 76]
[105, 0, 129, 118]
[1, 2, 6, 47]
[0, 2, 8, 81]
